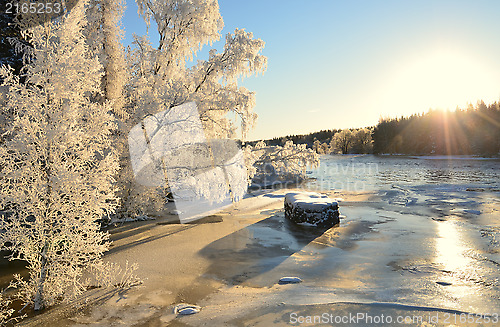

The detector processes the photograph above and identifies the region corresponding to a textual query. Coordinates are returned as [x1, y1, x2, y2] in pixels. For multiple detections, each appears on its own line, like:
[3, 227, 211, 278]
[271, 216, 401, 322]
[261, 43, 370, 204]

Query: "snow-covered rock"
[284, 192, 340, 227]
[174, 303, 201, 315]
[278, 276, 303, 284]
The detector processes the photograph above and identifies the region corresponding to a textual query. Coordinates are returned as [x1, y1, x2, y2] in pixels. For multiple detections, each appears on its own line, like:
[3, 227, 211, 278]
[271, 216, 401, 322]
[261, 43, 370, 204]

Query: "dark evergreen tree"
[372, 102, 500, 156]
[0, 7, 25, 77]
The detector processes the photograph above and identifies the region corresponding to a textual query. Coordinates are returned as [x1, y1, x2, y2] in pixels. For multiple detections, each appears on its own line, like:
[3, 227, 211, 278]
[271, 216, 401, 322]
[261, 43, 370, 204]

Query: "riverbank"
[15, 189, 373, 326]
[17, 183, 500, 326]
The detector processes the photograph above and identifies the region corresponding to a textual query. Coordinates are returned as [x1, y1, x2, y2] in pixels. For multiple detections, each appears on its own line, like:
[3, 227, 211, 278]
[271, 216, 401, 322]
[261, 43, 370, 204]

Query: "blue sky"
[121, 0, 500, 141]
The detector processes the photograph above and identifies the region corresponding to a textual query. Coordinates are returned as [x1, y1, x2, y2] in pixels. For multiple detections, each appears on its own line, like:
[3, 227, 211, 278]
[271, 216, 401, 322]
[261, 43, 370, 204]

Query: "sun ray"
[473, 109, 500, 129]
[442, 110, 452, 156]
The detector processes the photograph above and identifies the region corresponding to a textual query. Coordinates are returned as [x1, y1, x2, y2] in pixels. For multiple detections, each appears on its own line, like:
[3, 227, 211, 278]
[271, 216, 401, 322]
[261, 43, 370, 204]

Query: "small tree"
[0, 0, 119, 311]
[352, 128, 373, 153]
[0, 291, 15, 325]
[331, 129, 353, 154]
[313, 139, 322, 153]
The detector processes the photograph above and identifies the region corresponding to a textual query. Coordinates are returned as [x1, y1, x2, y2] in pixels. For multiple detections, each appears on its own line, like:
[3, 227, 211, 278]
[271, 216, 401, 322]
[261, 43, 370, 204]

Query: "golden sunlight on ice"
[434, 221, 471, 272]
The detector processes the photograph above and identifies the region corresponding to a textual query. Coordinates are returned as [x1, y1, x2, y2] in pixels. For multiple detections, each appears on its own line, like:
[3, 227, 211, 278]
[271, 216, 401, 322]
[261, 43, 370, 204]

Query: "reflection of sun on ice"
[433, 220, 493, 310]
[434, 221, 471, 272]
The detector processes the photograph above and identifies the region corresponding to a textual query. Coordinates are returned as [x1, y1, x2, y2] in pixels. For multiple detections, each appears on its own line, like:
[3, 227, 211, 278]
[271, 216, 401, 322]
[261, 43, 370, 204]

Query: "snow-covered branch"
[246, 141, 319, 188]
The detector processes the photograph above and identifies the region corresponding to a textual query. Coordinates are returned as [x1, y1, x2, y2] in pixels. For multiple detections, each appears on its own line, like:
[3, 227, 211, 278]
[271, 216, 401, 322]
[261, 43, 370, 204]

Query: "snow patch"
[284, 192, 338, 212]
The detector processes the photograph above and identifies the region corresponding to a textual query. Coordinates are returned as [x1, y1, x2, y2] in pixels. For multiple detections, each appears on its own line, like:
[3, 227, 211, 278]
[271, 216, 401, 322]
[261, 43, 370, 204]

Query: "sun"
[407, 50, 493, 107]
[376, 48, 500, 117]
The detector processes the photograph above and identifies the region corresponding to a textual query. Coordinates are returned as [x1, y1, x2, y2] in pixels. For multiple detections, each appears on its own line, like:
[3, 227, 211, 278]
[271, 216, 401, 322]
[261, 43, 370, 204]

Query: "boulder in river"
[284, 192, 339, 227]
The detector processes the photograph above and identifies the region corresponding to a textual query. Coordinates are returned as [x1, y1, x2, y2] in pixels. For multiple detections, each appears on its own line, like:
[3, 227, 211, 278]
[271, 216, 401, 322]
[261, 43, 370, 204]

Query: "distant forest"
[247, 129, 340, 148]
[249, 100, 500, 156]
[373, 101, 500, 155]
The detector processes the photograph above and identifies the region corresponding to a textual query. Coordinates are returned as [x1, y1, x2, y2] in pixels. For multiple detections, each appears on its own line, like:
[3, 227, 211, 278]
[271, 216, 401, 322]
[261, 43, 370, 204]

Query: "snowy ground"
[17, 179, 500, 326]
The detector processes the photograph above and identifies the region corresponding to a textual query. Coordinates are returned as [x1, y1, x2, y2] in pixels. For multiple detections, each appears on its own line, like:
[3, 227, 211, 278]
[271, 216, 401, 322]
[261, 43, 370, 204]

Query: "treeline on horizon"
[247, 129, 341, 148]
[249, 100, 500, 156]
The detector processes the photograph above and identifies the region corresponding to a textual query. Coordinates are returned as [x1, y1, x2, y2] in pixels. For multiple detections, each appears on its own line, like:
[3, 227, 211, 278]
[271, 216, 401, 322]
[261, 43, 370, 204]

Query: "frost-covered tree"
[83, 0, 131, 220]
[313, 139, 322, 153]
[352, 128, 373, 153]
[0, 0, 119, 311]
[328, 128, 372, 154]
[313, 139, 330, 154]
[128, 0, 266, 137]
[331, 129, 353, 154]
[84, 0, 127, 117]
[119, 0, 267, 217]
[248, 141, 319, 187]
[0, 290, 15, 325]
[0, 10, 24, 78]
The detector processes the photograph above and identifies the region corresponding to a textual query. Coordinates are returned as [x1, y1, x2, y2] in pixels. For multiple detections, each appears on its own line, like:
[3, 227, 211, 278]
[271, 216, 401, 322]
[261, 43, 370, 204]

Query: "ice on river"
[293, 155, 500, 313]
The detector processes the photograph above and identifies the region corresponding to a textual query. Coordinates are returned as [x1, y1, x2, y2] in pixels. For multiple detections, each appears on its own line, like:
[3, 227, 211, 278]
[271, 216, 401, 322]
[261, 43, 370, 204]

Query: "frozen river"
[308, 154, 499, 193]
[6, 155, 500, 325]
[296, 155, 500, 314]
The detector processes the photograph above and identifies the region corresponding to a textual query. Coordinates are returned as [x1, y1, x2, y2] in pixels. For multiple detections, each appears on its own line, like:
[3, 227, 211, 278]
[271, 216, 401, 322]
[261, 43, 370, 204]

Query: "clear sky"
[121, 0, 500, 141]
